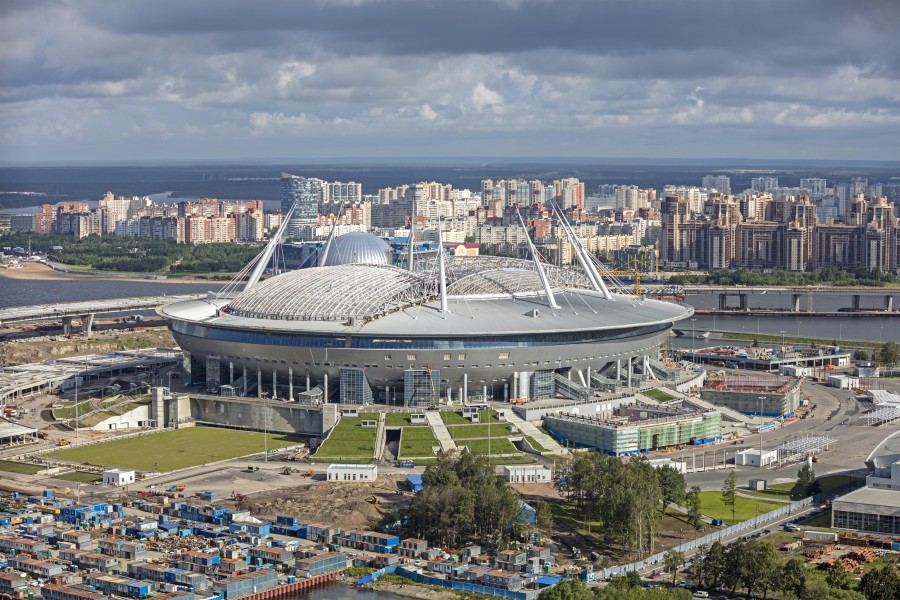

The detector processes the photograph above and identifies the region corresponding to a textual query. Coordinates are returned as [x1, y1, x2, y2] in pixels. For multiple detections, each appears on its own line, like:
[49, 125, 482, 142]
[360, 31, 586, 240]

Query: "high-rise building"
[701, 175, 731, 195]
[751, 177, 779, 193]
[799, 178, 827, 197]
[281, 173, 324, 239]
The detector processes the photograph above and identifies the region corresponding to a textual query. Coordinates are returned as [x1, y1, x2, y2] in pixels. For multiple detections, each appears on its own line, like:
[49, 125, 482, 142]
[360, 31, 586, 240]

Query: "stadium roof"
[319, 231, 390, 267]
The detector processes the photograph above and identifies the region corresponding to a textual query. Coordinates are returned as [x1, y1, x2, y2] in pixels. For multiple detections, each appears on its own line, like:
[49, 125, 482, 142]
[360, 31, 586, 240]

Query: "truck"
[397, 460, 415, 468]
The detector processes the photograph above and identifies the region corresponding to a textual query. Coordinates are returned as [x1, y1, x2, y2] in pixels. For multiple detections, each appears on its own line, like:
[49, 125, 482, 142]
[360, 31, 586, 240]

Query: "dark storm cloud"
[0, 0, 898, 161]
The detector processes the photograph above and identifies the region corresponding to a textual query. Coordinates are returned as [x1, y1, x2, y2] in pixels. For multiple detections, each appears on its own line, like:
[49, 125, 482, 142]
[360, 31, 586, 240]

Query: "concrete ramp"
[425, 411, 457, 452]
[503, 411, 569, 456]
[682, 395, 754, 424]
[374, 412, 387, 461]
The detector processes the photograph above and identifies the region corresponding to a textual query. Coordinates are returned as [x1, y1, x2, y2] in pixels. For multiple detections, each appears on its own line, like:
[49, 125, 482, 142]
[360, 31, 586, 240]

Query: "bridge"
[0, 294, 203, 336]
[643, 284, 899, 313]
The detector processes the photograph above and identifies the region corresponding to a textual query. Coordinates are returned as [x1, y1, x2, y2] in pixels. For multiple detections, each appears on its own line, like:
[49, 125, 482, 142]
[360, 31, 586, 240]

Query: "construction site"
[543, 401, 722, 455]
[700, 373, 802, 417]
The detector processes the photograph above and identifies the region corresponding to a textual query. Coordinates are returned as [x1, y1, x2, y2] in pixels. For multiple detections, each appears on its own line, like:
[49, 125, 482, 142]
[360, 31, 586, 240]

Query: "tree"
[685, 485, 703, 530]
[853, 349, 870, 361]
[858, 565, 900, 600]
[722, 538, 745, 594]
[814, 589, 867, 600]
[702, 541, 727, 589]
[743, 540, 781, 599]
[608, 570, 642, 590]
[537, 577, 593, 600]
[796, 463, 821, 498]
[780, 557, 807, 599]
[876, 341, 900, 367]
[721, 471, 737, 523]
[826, 561, 853, 591]
[663, 549, 685, 585]
[534, 500, 554, 542]
[657, 464, 686, 514]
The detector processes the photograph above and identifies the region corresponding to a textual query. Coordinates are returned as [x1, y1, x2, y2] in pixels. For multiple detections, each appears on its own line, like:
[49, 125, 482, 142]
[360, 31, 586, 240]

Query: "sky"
[1, 0, 899, 163]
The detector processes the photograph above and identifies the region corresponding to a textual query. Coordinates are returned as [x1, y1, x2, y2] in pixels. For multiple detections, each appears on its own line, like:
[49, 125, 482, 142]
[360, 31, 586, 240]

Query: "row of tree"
[663, 538, 900, 600]
[1, 233, 261, 273]
[406, 450, 551, 549]
[670, 267, 899, 288]
[555, 454, 701, 558]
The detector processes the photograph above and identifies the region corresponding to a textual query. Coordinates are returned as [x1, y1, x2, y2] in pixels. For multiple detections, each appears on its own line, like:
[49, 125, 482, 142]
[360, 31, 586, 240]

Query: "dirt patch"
[0, 328, 175, 366]
[228, 475, 411, 531]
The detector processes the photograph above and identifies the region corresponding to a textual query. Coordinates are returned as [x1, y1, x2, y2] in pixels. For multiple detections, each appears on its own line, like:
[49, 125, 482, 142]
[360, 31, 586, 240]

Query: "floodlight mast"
[516, 207, 560, 310]
[317, 203, 345, 267]
[244, 202, 296, 292]
[438, 218, 449, 314]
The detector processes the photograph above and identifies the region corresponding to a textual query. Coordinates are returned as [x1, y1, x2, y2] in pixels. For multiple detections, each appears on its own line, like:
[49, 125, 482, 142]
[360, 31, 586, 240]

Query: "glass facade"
[281, 174, 323, 239]
[832, 510, 900, 535]
[172, 320, 668, 350]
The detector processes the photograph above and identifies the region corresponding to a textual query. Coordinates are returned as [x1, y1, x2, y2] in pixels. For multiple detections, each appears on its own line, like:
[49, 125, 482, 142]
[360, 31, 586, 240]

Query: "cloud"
[0, 0, 898, 161]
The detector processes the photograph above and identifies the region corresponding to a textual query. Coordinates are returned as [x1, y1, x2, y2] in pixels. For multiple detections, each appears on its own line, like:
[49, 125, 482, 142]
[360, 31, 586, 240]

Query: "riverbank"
[0, 262, 219, 284]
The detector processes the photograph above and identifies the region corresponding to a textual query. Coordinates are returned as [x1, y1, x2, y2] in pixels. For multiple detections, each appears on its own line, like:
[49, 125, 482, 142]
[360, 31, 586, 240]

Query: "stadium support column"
[512, 372, 518, 399]
[229, 362, 234, 385]
[272, 370, 277, 399]
[586, 366, 591, 386]
[463, 374, 468, 402]
[644, 355, 657, 380]
[576, 369, 587, 387]
[257, 367, 262, 399]
[616, 359, 621, 382]
[62, 316, 73, 336]
[324, 372, 329, 401]
[518, 371, 530, 400]
[627, 357, 632, 388]
[306, 370, 310, 394]
[503, 381, 509, 402]
[243, 365, 248, 396]
[288, 368, 293, 401]
[887, 295, 894, 312]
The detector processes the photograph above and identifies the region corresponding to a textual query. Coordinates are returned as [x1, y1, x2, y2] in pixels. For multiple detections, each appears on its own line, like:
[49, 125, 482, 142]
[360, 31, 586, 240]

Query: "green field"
[525, 436, 548, 452]
[398, 427, 439, 457]
[441, 409, 497, 425]
[51, 399, 94, 421]
[56, 471, 102, 484]
[697, 490, 782, 524]
[447, 423, 514, 439]
[0, 460, 44, 474]
[459, 438, 518, 455]
[642, 388, 676, 402]
[313, 416, 378, 460]
[385, 413, 426, 427]
[47, 428, 304, 471]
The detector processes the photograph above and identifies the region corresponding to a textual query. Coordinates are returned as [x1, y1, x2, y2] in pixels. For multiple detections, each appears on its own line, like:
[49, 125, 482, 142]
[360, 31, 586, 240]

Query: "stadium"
[159, 217, 692, 406]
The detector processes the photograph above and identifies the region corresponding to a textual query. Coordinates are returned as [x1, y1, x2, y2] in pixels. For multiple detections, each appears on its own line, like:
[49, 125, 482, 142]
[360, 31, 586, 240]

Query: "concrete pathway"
[374, 412, 387, 461]
[425, 411, 457, 452]
[503, 411, 569, 456]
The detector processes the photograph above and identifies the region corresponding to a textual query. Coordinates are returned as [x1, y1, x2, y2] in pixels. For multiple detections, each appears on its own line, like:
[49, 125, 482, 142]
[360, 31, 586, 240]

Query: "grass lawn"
[525, 436, 548, 452]
[441, 409, 497, 425]
[398, 427, 439, 457]
[314, 418, 377, 459]
[52, 399, 94, 421]
[47, 428, 303, 471]
[56, 471, 102, 484]
[642, 388, 676, 402]
[459, 438, 518, 455]
[802, 510, 833, 528]
[384, 413, 426, 427]
[0, 460, 44, 474]
[447, 423, 513, 439]
[697, 490, 782, 524]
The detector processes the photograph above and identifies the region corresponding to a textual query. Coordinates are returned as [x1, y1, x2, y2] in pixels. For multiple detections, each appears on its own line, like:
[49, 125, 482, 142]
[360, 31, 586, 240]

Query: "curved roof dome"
[224, 264, 435, 322]
[319, 232, 390, 267]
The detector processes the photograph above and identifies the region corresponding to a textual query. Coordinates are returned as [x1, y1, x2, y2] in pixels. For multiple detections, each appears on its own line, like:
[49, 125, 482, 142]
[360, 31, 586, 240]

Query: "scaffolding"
[856, 406, 900, 427]
[339, 368, 374, 405]
[404, 369, 439, 408]
[531, 370, 556, 400]
[773, 434, 835, 463]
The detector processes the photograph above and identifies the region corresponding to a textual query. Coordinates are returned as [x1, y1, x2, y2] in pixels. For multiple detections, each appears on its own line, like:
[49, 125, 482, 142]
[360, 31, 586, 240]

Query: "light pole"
[839, 323, 843, 342]
[263, 395, 268, 463]
[74, 370, 79, 438]
[758, 396, 765, 462]
[691, 318, 697, 359]
[780, 330, 787, 357]
[797, 321, 802, 338]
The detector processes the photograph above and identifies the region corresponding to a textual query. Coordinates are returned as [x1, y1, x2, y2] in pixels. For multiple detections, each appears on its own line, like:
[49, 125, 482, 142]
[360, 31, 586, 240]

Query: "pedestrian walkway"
[503, 411, 569, 456]
[374, 412, 387, 461]
[682, 395, 754, 424]
[425, 411, 457, 452]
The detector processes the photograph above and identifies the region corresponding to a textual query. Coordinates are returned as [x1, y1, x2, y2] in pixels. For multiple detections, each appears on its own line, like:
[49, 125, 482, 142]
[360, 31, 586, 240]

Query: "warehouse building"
[326, 464, 378, 482]
[544, 402, 722, 455]
[833, 453, 900, 534]
[502, 464, 552, 484]
[699, 374, 801, 417]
